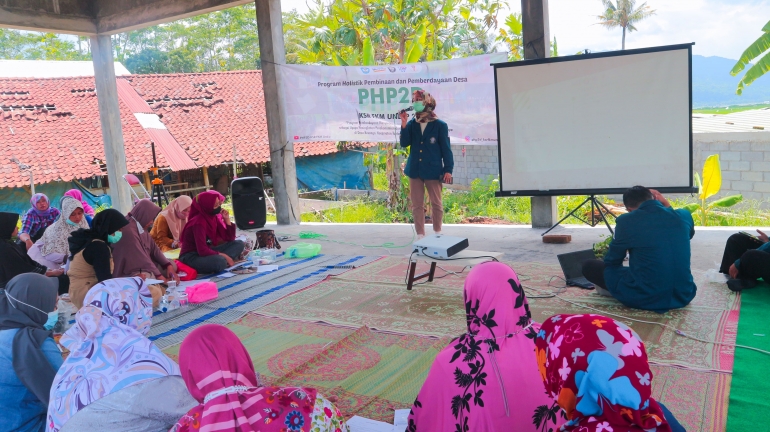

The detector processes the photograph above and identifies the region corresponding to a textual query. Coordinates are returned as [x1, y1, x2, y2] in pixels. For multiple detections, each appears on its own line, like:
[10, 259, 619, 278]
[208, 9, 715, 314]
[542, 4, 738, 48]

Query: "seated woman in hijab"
[171, 324, 347, 432]
[47, 277, 196, 432]
[112, 199, 180, 307]
[67, 209, 129, 309]
[0, 274, 62, 432]
[179, 191, 245, 274]
[535, 314, 686, 432]
[151, 195, 192, 252]
[407, 262, 557, 431]
[0, 212, 67, 292]
[28, 197, 89, 271]
[61, 189, 95, 226]
[19, 193, 61, 250]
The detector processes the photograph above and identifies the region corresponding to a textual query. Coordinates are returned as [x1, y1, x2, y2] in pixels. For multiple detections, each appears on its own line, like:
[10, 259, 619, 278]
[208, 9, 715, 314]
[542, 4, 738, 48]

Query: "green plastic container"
[286, 242, 322, 258]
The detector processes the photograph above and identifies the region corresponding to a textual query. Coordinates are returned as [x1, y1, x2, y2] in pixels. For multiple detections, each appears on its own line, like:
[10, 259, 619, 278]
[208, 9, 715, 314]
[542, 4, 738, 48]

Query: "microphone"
[398, 106, 414, 115]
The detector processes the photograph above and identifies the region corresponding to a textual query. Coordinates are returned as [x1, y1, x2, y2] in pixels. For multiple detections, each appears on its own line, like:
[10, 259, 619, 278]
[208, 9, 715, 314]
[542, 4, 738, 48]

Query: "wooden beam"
[142, 171, 152, 192]
[255, 0, 299, 225]
[202, 166, 210, 188]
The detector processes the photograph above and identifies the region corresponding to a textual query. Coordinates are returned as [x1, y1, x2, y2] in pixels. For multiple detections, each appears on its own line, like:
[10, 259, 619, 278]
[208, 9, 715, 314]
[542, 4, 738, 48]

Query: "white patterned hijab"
[46, 277, 181, 432]
[39, 196, 89, 257]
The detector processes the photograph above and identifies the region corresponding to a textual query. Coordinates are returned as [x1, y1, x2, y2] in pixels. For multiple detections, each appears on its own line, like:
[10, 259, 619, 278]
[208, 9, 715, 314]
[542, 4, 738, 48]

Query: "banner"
[280, 53, 507, 145]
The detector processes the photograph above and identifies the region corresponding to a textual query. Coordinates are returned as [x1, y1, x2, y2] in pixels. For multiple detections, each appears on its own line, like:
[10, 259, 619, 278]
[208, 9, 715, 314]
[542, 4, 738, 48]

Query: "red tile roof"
[0, 70, 374, 189]
[123, 70, 354, 167]
[0, 76, 170, 188]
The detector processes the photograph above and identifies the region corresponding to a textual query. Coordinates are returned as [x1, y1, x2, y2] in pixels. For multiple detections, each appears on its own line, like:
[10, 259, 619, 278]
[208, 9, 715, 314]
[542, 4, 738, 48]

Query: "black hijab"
[0, 273, 59, 404]
[0, 212, 19, 240]
[68, 208, 129, 258]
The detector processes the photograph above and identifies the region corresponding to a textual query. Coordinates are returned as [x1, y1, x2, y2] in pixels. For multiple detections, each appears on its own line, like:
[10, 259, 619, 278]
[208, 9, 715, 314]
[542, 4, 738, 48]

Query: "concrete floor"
[248, 222, 745, 272]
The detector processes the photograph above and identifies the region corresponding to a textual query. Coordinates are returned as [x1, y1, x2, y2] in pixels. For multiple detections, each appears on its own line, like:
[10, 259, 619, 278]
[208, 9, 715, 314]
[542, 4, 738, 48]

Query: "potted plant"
[593, 234, 613, 259]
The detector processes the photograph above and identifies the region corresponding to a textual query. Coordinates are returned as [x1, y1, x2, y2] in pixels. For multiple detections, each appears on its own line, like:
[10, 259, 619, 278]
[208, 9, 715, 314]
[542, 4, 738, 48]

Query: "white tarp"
[280, 53, 507, 145]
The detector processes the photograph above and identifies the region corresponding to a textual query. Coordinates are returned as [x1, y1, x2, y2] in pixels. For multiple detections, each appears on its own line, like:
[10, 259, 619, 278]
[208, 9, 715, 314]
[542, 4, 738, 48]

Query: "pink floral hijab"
[407, 262, 557, 431]
[534, 314, 672, 432]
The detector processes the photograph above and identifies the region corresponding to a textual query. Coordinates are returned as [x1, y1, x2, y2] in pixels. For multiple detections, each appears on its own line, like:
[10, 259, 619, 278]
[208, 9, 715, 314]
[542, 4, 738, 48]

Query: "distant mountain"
[692, 55, 770, 108]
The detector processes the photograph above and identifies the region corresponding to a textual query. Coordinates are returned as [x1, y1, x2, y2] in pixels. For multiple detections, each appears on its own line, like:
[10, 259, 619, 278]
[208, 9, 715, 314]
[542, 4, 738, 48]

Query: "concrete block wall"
[450, 144, 499, 186]
[450, 133, 770, 204]
[693, 133, 770, 202]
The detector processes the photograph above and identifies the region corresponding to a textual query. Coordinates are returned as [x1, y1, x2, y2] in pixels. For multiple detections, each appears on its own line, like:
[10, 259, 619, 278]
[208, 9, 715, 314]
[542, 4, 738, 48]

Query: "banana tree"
[682, 154, 743, 226]
[731, 19, 770, 95]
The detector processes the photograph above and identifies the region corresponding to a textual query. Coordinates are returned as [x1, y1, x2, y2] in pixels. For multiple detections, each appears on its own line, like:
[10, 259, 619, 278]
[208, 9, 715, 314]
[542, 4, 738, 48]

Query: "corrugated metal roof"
[0, 60, 130, 78]
[693, 108, 770, 133]
[144, 128, 198, 171]
[116, 78, 153, 113]
[116, 77, 197, 171]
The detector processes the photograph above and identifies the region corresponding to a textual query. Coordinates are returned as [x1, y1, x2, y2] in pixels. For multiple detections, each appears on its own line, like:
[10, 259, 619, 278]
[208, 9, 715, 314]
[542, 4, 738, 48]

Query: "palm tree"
[596, 0, 655, 50]
[731, 19, 770, 95]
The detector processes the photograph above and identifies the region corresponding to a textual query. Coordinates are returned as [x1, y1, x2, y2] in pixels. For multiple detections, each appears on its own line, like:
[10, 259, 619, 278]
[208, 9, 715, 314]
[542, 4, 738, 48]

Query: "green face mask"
[107, 232, 123, 243]
[413, 101, 425, 113]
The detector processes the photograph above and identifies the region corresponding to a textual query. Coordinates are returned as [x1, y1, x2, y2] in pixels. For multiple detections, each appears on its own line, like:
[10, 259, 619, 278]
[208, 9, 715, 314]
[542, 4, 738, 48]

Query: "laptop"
[557, 249, 596, 289]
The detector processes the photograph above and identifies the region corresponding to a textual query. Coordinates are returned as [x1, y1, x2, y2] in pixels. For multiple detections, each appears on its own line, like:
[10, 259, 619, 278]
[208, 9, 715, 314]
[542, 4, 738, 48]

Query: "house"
[0, 61, 373, 213]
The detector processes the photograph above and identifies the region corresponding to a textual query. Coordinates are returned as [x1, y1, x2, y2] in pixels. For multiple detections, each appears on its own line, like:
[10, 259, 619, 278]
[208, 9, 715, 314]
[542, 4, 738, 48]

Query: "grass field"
[248, 175, 770, 227]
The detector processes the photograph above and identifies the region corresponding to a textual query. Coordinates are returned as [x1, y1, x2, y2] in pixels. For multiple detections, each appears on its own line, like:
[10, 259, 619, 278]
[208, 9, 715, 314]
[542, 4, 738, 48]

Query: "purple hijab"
[30, 193, 55, 217]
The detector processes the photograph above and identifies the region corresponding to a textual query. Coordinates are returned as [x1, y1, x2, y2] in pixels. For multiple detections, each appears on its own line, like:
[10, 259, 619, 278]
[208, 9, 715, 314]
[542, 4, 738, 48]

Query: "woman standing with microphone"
[399, 90, 454, 239]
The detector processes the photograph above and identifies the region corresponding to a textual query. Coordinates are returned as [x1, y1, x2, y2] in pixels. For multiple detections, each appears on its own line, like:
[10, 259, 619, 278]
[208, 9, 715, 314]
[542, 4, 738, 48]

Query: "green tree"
[596, 0, 655, 50]
[0, 30, 87, 60]
[284, 0, 506, 209]
[731, 19, 770, 95]
[496, 12, 523, 60]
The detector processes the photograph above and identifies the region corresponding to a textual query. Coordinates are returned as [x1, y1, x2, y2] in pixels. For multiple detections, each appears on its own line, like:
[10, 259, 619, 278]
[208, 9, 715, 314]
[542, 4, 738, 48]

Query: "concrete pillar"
[254, 0, 300, 225]
[521, 0, 551, 60]
[521, 0, 557, 228]
[91, 35, 132, 213]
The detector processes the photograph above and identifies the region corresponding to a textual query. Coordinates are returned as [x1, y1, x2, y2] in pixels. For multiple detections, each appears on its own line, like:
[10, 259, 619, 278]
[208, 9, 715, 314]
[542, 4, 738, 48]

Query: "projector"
[413, 235, 469, 259]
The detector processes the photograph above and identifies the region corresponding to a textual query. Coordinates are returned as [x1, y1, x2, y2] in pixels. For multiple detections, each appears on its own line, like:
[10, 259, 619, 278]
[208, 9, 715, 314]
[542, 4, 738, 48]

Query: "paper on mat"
[225, 261, 250, 271]
[217, 272, 237, 279]
[257, 265, 279, 273]
[393, 409, 410, 431]
[144, 279, 164, 285]
[345, 416, 393, 432]
[176, 279, 209, 290]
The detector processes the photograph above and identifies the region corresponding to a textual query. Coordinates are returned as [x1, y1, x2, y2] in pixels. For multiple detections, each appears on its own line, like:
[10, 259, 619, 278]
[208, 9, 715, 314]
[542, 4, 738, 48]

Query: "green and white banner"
[280, 53, 506, 145]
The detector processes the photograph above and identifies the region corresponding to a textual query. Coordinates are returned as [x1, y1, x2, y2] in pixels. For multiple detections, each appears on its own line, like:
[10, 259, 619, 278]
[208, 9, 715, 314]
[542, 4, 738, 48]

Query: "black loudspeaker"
[231, 177, 266, 230]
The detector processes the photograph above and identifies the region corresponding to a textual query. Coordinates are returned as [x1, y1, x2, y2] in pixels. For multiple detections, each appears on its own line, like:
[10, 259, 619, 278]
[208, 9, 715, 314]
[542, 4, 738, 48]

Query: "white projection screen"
[494, 44, 695, 196]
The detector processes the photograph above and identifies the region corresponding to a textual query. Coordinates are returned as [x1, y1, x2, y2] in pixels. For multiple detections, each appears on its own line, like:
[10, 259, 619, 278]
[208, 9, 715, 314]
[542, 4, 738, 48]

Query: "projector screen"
[494, 44, 694, 196]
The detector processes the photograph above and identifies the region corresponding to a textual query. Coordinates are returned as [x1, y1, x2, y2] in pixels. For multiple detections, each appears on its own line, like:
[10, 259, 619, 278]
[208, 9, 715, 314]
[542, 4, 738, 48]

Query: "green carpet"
[726, 285, 770, 431]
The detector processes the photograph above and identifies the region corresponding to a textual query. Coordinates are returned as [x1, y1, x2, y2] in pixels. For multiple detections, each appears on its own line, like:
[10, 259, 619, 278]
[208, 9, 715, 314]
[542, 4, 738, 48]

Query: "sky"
[279, 0, 770, 60]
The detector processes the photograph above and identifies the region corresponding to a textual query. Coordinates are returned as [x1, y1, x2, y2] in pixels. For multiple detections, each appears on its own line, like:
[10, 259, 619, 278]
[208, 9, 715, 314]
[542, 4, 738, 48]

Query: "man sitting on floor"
[719, 229, 770, 291]
[582, 186, 697, 312]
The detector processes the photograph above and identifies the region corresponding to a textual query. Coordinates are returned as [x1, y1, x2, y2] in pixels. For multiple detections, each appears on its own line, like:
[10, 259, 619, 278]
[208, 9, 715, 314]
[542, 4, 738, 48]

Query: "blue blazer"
[603, 200, 697, 313]
[399, 119, 454, 180]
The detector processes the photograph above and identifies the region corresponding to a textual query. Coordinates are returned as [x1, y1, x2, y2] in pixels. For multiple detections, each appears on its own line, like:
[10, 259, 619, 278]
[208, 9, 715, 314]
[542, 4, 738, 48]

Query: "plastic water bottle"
[159, 295, 172, 313]
[55, 298, 74, 333]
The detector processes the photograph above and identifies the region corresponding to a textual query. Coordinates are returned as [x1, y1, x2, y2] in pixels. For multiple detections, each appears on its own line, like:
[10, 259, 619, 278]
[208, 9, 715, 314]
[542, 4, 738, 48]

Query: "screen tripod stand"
[541, 195, 616, 236]
[150, 141, 169, 208]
